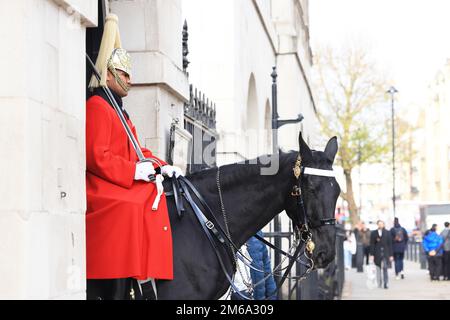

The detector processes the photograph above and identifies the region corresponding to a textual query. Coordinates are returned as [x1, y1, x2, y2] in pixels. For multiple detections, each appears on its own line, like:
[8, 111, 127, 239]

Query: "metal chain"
[215, 166, 315, 299]
[247, 238, 299, 289]
[216, 167, 254, 296]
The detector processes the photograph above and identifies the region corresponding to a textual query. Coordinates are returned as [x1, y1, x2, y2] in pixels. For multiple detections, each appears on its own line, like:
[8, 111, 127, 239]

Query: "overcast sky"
[309, 0, 450, 120]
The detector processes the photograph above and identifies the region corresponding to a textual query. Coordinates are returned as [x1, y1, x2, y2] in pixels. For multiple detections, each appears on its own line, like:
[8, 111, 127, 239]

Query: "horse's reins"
[165, 153, 336, 300]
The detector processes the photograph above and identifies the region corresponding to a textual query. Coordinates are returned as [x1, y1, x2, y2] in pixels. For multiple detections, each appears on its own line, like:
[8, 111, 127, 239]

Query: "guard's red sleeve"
[86, 102, 136, 189]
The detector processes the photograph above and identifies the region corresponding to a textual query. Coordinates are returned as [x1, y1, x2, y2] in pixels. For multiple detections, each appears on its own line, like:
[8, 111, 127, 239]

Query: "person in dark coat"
[354, 222, 365, 272]
[440, 222, 450, 280]
[390, 217, 409, 279]
[370, 220, 394, 289]
[359, 222, 371, 265]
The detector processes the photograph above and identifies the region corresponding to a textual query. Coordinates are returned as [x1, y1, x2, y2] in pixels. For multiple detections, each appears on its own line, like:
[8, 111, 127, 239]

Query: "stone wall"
[0, 0, 97, 299]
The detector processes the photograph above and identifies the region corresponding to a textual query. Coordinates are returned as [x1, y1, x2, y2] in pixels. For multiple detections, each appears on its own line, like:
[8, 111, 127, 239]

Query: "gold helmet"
[107, 48, 132, 92]
[108, 48, 131, 78]
[89, 14, 131, 92]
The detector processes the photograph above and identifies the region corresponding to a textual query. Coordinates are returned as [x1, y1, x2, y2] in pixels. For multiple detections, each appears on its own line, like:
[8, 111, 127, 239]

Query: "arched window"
[245, 74, 259, 158]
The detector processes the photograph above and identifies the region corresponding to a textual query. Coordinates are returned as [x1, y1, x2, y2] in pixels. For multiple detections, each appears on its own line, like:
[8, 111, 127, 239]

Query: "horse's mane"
[185, 151, 299, 186]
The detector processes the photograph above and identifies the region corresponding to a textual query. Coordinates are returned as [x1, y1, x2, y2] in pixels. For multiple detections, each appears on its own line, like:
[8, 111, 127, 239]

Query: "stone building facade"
[183, 0, 319, 165]
[0, 0, 318, 299]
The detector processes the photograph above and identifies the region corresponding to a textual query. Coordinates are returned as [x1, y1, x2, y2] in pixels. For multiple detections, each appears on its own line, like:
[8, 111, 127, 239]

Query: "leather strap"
[254, 234, 295, 260]
[178, 179, 251, 300]
[171, 176, 185, 219]
[177, 178, 226, 245]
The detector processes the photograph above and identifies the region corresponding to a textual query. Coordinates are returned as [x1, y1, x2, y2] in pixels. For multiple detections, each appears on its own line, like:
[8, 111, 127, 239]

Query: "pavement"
[342, 260, 450, 300]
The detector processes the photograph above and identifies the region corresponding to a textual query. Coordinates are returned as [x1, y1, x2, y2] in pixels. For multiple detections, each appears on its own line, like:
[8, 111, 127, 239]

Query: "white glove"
[134, 161, 156, 182]
[160, 165, 183, 178]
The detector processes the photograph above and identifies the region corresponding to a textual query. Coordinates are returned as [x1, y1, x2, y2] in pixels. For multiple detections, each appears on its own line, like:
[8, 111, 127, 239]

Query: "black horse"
[152, 132, 340, 300]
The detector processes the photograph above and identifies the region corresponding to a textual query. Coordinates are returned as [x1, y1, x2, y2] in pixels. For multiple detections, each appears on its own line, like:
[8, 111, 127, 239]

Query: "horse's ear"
[298, 132, 313, 162]
[324, 136, 338, 163]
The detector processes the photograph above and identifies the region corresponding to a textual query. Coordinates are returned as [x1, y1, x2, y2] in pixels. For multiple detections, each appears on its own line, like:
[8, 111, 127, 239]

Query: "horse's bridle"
[247, 153, 338, 298]
[290, 154, 337, 256]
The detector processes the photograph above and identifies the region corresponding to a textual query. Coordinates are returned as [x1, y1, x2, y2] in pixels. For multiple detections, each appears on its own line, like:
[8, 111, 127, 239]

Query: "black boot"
[141, 280, 158, 300]
[87, 278, 143, 300]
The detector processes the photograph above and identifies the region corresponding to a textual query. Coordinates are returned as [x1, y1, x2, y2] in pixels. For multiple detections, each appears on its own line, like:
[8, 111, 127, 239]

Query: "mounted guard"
[85, 14, 182, 300]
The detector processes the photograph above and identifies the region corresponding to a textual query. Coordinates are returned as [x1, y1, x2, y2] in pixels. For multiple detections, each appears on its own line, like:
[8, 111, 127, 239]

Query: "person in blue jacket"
[422, 224, 444, 281]
[390, 218, 409, 279]
[246, 230, 277, 300]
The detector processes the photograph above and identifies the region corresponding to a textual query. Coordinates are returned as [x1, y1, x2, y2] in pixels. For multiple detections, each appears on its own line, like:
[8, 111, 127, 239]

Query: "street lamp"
[386, 86, 398, 218]
[357, 132, 362, 216]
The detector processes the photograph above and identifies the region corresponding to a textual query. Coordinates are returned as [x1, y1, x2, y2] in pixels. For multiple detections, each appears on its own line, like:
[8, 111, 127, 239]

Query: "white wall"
[419, 64, 450, 202]
[110, 0, 190, 167]
[182, 0, 276, 164]
[0, 0, 96, 299]
[182, 0, 318, 165]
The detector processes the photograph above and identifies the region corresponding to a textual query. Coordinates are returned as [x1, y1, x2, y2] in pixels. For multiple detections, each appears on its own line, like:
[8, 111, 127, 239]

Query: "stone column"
[0, 0, 97, 299]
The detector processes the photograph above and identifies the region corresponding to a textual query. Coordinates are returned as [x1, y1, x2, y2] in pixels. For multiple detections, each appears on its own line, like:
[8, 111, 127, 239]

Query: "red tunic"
[85, 95, 173, 280]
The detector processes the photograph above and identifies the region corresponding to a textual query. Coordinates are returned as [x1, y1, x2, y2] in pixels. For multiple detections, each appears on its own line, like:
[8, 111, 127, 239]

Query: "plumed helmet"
[108, 48, 131, 78]
[89, 14, 132, 89]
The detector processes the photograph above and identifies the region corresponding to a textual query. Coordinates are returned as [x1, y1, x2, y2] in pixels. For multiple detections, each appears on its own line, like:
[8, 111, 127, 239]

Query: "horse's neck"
[220, 158, 293, 248]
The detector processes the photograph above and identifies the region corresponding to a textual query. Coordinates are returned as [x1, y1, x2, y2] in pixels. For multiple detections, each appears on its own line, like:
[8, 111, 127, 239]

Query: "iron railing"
[405, 240, 428, 269]
[169, 21, 217, 174]
[183, 85, 218, 174]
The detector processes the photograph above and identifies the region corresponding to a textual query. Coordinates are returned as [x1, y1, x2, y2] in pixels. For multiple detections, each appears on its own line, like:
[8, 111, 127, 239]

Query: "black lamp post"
[386, 86, 398, 218]
[271, 66, 304, 154]
[271, 66, 304, 292]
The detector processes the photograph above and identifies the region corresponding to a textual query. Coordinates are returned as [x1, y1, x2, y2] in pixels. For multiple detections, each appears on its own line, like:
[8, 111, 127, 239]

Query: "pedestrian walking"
[359, 222, 371, 265]
[370, 220, 394, 289]
[423, 224, 444, 281]
[390, 217, 409, 279]
[344, 229, 357, 270]
[440, 222, 450, 281]
[354, 222, 366, 272]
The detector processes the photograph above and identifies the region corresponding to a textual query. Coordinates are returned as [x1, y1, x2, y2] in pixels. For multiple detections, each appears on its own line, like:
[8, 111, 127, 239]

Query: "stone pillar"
[0, 0, 97, 299]
[110, 0, 190, 167]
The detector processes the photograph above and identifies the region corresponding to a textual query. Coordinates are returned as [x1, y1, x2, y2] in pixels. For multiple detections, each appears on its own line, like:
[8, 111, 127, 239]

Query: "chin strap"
[108, 64, 130, 92]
